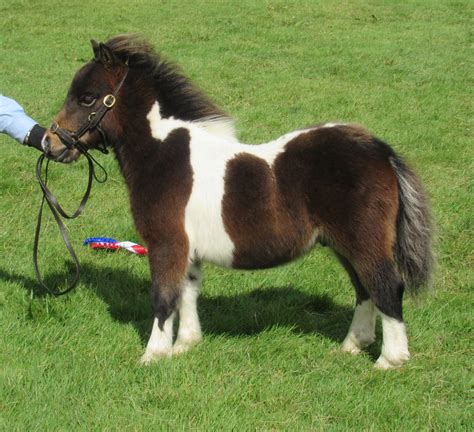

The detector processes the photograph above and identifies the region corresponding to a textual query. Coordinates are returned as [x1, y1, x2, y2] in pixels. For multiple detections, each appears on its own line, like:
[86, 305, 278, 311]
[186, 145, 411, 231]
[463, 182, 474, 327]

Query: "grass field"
[1, 0, 472, 430]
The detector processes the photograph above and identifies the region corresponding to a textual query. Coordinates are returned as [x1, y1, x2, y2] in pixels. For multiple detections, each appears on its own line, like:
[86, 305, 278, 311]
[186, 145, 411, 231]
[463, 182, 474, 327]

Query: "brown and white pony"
[43, 35, 433, 369]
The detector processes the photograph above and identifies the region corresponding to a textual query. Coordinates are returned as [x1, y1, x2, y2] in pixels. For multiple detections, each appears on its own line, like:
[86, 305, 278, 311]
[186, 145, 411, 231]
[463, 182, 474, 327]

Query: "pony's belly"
[229, 229, 318, 270]
[188, 231, 313, 270]
[230, 249, 297, 270]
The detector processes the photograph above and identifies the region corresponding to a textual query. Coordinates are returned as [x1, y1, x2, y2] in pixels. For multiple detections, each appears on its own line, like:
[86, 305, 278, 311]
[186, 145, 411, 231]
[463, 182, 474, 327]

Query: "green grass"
[1, 0, 473, 430]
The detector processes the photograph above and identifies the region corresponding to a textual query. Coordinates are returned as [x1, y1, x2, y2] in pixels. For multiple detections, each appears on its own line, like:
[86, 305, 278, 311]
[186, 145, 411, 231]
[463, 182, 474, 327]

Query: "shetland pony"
[43, 35, 433, 369]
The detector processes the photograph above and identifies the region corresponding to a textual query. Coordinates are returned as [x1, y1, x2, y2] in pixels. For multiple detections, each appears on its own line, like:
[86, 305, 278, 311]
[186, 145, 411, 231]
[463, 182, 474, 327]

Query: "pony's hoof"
[140, 348, 173, 364]
[341, 340, 362, 355]
[173, 337, 202, 355]
[341, 336, 375, 354]
[374, 352, 410, 370]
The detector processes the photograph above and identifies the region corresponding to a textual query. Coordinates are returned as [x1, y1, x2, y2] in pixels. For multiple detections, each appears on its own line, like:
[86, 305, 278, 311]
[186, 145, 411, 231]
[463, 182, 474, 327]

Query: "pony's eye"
[80, 95, 97, 107]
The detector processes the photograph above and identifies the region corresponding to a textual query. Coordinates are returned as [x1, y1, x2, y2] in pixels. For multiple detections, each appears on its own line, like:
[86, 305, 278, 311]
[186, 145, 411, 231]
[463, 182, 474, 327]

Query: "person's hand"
[25, 124, 46, 152]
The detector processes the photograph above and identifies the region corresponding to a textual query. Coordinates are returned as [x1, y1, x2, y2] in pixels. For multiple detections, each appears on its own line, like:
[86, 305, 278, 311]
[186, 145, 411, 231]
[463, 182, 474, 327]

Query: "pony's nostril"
[41, 135, 51, 153]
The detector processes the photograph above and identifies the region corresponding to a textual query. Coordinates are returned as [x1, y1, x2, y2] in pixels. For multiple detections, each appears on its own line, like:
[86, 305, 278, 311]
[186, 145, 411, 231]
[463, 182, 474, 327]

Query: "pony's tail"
[390, 155, 434, 294]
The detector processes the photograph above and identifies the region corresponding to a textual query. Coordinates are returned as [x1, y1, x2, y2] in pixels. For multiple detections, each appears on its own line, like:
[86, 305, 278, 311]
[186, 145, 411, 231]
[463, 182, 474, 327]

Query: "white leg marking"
[375, 312, 410, 369]
[342, 299, 376, 354]
[173, 264, 203, 355]
[141, 314, 175, 364]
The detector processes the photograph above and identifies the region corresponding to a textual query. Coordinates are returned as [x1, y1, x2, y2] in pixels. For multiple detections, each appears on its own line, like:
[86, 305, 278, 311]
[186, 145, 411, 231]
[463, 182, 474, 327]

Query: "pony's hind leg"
[337, 255, 377, 354]
[141, 242, 188, 364]
[173, 262, 203, 355]
[358, 259, 410, 369]
[376, 312, 409, 370]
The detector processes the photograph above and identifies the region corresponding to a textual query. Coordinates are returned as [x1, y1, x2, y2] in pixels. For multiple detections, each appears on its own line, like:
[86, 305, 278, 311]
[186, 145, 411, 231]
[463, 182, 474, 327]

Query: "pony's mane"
[104, 34, 232, 125]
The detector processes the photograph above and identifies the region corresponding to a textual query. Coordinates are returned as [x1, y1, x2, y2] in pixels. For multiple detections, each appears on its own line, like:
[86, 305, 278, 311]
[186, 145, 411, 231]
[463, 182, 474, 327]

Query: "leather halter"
[33, 67, 128, 296]
[50, 67, 128, 153]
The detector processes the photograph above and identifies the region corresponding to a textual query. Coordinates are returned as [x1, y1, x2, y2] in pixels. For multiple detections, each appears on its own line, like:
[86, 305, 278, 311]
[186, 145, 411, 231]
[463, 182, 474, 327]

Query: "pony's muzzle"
[42, 129, 80, 163]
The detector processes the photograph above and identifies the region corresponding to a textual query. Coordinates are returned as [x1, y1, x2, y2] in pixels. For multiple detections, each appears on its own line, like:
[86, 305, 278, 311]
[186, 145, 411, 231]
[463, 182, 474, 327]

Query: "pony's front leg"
[173, 262, 203, 355]
[141, 242, 187, 364]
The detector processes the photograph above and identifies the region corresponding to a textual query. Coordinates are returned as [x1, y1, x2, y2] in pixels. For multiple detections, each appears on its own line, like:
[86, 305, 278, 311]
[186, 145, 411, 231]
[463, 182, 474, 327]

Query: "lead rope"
[33, 67, 127, 296]
[33, 148, 107, 296]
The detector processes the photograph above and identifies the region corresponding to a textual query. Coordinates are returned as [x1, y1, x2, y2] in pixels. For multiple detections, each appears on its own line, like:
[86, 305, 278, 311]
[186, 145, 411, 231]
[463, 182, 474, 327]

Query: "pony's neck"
[110, 67, 238, 183]
[123, 67, 237, 140]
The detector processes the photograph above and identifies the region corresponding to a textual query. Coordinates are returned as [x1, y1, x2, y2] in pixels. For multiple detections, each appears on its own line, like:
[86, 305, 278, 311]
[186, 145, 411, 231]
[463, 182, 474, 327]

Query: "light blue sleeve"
[0, 94, 37, 144]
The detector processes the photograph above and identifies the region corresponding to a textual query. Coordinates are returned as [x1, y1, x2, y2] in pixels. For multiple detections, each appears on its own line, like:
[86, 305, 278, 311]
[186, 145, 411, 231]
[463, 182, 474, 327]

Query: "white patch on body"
[375, 312, 410, 369]
[322, 122, 344, 128]
[146, 101, 234, 266]
[146, 101, 187, 140]
[249, 129, 309, 164]
[174, 264, 203, 355]
[146, 101, 327, 267]
[193, 116, 238, 141]
[141, 314, 175, 364]
[147, 101, 237, 142]
[342, 299, 376, 354]
[184, 129, 238, 266]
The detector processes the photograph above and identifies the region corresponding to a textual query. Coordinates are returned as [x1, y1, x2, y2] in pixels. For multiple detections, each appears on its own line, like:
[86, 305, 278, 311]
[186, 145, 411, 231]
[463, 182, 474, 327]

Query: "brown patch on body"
[222, 153, 314, 268]
[222, 125, 399, 270]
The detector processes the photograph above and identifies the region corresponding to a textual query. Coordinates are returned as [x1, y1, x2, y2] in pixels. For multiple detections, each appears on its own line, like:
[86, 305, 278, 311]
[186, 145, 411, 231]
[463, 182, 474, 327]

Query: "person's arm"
[0, 94, 44, 151]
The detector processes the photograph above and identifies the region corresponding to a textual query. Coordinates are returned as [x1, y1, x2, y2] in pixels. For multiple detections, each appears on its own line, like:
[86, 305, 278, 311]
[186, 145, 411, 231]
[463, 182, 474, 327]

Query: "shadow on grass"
[0, 268, 46, 295]
[1, 264, 355, 348]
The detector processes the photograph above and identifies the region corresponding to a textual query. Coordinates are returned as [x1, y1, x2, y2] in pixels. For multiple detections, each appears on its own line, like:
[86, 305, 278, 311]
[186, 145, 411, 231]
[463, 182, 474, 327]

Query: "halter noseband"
[50, 67, 128, 154]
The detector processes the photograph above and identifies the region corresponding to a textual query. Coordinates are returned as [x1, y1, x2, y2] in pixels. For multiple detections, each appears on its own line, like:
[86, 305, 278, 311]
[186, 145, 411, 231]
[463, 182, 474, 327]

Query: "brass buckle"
[51, 122, 59, 133]
[103, 95, 116, 108]
[88, 112, 97, 121]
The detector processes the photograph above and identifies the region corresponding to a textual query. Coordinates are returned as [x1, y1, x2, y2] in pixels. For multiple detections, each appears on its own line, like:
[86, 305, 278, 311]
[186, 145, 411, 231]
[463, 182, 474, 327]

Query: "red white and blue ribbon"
[83, 237, 148, 256]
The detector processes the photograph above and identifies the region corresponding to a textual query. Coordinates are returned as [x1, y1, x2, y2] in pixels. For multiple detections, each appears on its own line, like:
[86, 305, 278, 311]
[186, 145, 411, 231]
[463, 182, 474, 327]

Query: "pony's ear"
[91, 39, 100, 59]
[97, 42, 119, 67]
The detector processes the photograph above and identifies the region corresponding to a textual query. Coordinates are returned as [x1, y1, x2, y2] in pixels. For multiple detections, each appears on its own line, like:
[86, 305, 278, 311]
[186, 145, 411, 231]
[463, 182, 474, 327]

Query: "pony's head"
[44, 35, 232, 162]
[43, 39, 129, 162]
